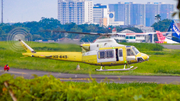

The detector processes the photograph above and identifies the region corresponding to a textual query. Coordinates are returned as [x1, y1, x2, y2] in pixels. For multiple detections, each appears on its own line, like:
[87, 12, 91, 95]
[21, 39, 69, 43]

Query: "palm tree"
[173, 0, 180, 19]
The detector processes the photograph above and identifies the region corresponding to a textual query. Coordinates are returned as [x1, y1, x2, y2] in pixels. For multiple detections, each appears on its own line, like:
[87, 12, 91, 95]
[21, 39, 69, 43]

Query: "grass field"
[0, 41, 180, 75]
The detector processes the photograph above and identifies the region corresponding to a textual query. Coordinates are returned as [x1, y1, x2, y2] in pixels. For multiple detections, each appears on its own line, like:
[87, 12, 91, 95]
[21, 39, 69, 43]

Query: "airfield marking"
[57, 78, 130, 82]
[58, 78, 92, 80]
[58, 78, 116, 81]
[0, 70, 27, 74]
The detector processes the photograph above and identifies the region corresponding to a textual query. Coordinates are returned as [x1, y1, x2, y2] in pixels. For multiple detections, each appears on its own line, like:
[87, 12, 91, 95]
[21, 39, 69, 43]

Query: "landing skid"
[95, 65, 137, 71]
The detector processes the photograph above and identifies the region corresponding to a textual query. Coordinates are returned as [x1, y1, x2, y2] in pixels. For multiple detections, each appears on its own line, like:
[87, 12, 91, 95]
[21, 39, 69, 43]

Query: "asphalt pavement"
[1, 67, 180, 84]
[162, 45, 180, 49]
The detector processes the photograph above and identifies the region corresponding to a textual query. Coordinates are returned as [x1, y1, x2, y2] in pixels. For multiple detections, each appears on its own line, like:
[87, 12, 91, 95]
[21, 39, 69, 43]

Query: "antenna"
[1, 0, 3, 23]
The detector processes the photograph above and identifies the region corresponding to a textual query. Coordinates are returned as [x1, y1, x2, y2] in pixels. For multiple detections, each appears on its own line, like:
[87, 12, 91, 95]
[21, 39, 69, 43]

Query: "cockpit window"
[132, 47, 140, 55]
[127, 49, 135, 56]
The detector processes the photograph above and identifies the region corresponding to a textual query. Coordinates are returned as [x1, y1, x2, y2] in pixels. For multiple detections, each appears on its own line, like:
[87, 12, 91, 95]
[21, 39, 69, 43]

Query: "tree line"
[0, 17, 172, 42]
[0, 17, 143, 42]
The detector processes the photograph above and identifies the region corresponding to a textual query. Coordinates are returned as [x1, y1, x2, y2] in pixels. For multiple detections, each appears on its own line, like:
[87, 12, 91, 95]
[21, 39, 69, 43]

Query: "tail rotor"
[7, 27, 32, 53]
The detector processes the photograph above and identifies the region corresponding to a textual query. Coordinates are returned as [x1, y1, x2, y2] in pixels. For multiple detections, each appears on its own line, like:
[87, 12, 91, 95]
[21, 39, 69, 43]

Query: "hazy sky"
[1, 0, 178, 23]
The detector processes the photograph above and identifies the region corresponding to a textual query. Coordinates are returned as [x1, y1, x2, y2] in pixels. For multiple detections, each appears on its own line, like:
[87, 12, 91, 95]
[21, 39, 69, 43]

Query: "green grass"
[1, 74, 180, 100]
[0, 41, 180, 75]
[122, 42, 164, 51]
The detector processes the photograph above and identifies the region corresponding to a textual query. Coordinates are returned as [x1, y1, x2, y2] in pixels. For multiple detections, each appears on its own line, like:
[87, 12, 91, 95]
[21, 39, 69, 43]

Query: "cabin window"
[119, 50, 123, 57]
[127, 49, 135, 56]
[106, 50, 114, 58]
[99, 51, 105, 59]
[54, 55, 58, 58]
[99, 50, 114, 59]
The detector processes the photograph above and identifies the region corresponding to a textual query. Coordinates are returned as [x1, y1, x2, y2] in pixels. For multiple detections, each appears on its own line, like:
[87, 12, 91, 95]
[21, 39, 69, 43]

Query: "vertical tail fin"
[19, 39, 36, 53]
[167, 20, 180, 42]
[155, 31, 166, 43]
[156, 31, 165, 41]
[167, 21, 179, 38]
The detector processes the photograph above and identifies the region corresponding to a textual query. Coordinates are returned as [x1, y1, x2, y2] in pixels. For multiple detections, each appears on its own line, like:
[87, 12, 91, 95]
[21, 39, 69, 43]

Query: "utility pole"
[1, 0, 3, 23]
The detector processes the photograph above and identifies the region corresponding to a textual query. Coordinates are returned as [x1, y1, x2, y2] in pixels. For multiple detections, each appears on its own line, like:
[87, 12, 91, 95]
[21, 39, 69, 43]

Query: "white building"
[134, 25, 154, 33]
[111, 29, 149, 43]
[58, 0, 93, 24]
[108, 12, 124, 26]
[93, 4, 108, 27]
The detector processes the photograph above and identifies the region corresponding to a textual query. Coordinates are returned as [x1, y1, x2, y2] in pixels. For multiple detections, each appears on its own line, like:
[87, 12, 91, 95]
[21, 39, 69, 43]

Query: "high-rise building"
[58, 0, 93, 25]
[160, 3, 174, 21]
[146, 2, 174, 26]
[131, 4, 146, 26]
[93, 4, 108, 26]
[109, 2, 143, 25]
[109, 2, 125, 22]
[109, 2, 174, 27]
[145, 2, 160, 26]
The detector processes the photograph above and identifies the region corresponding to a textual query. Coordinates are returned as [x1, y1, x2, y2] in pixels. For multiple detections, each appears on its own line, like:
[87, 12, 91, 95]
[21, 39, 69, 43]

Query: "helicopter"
[19, 30, 149, 71]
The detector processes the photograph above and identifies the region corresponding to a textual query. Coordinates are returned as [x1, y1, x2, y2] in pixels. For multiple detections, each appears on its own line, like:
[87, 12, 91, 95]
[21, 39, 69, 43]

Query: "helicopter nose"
[144, 54, 149, 61]
[146, 55, 149, 61]
[141, 53, 149, 61]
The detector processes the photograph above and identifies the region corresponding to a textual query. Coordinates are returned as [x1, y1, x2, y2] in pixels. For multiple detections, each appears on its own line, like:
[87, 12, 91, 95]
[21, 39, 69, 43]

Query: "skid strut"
[95, 65, 137, 71]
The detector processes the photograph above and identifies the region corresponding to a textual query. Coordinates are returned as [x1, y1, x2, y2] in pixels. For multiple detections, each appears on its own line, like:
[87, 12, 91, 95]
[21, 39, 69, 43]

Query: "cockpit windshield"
[132, 46, 140, 55]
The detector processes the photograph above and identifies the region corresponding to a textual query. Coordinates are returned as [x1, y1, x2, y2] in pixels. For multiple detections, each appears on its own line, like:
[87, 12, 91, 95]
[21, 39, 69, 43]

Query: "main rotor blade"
[46, 30, 172, 36]
[45, 29, 115, 37]
[46, 30, 102, 35]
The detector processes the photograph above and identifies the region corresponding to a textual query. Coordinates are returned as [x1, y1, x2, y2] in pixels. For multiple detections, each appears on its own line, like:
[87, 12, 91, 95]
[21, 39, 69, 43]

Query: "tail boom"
[19, 39, 36, 53]
[19, 39, 82, 62]
[22, 52, 82, 62]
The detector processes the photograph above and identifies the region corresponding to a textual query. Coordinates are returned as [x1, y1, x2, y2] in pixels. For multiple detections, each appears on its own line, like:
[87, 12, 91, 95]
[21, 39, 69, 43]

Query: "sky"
[1, 0, 178, 23]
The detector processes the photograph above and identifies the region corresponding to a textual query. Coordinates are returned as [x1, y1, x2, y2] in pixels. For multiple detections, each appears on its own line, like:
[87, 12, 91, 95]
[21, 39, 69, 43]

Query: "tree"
[39, 17, 61, 29]
[151, 19, 172, 32]
[80, 35, 99, 42]
[0, 17, 144, 41]
[155, 14, 161, 22]
[67, 26, 82, 39]
[173, 0, 180, 18]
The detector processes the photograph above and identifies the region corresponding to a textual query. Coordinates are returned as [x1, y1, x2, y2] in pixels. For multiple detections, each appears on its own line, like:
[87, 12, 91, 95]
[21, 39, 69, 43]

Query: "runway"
[1, 67, 180, 84]
[162, 45, 180, 49]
